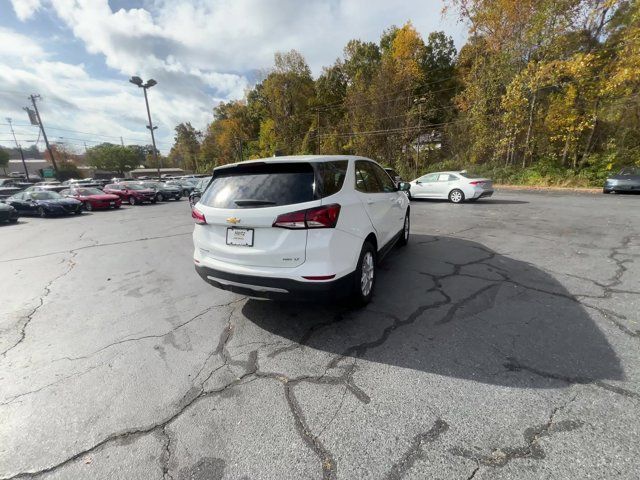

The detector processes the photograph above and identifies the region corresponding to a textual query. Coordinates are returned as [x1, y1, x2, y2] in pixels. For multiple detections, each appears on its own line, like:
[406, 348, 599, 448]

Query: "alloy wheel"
[449, 189, 463, 203]
[360, 251, 375, 296]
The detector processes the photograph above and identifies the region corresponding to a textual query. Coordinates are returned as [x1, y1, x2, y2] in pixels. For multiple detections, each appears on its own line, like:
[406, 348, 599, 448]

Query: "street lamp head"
[129, 76, 143, 86]
[144, 79, 157, 88]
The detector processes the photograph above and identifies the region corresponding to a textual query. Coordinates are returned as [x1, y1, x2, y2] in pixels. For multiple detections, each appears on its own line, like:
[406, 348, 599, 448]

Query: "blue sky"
[0, 0, 467, 155]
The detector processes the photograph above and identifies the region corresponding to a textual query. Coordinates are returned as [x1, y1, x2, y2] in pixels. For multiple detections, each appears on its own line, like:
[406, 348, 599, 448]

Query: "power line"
[0, 122, 172, 145]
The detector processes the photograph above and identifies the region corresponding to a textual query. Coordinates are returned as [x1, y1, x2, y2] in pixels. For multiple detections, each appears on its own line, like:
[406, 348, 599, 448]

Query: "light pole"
[129, 76, 160, 180]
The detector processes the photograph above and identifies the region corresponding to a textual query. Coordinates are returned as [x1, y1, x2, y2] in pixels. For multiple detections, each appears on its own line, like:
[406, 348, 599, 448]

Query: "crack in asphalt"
[0, 302, 251, 480]
[1, 252, 78, 358]
[0, 231, 192, 264]
[450, 395, 583, 469]
[384, 419, 449, 480]
[54, 298, 244, 364]
[160, 426, 174, 480]
[0, 363, 101, 407]
[504, 357, 640, 400]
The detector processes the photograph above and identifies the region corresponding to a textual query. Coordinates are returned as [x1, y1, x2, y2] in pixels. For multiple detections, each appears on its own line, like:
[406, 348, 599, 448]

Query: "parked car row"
[0, 177, 202, 222]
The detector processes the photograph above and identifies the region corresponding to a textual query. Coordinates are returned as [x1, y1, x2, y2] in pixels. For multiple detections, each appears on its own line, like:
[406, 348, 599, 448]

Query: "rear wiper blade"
[234, 199, 277, 206]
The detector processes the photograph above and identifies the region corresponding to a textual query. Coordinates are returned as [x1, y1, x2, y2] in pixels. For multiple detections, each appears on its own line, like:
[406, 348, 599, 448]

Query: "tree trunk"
[523, 90, 537, 168]
[581, 98, 600, 163]
[561, 135, 570, 167]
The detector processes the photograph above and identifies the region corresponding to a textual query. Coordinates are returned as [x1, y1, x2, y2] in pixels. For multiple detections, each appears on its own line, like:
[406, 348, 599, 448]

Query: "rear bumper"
[195, 264, 354, 301]
[476, 189, 494, 199]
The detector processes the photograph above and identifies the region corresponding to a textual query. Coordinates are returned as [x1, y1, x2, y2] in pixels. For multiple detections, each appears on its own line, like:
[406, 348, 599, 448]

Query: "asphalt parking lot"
[1, 191, 639, 480]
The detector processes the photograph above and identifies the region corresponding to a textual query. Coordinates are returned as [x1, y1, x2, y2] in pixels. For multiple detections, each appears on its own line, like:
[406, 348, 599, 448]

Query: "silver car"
[408, 171, 494, 203]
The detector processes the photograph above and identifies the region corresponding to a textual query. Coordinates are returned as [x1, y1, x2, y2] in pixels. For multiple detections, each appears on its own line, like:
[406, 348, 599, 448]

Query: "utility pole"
[6, 118, 30, 180]
[120, 136, 125, 147]
[27, 94, 58, 174]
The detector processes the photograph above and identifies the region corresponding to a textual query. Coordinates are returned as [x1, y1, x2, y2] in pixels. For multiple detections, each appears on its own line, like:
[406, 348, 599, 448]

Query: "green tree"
[169, 123, 202, 172]
[85, 143, 139, 175]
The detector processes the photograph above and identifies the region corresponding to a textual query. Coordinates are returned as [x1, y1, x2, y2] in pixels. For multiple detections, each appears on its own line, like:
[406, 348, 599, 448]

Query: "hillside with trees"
[169, 0, 640, 186]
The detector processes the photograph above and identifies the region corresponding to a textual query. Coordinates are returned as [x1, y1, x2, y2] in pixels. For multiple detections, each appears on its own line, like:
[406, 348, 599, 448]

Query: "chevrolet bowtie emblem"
[226, 217, 240, 224]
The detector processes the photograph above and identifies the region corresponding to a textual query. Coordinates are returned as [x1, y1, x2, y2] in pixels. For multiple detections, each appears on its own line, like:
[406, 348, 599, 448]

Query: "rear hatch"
[194, 161, 346, 269]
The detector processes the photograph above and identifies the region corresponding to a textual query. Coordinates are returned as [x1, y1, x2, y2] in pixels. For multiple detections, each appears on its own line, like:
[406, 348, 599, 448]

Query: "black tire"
[351, 241, 376, 307]
[449, 189, 465, 203]
[9, 218, 18, 223]
[397, 211, 410, 247]
[603, 189, 611, 194]
[151, 198, 157, 204]
[182, 189, 190, 197]
[156, 193, 164, 202]
[38, 207, 47, 218]
[128, 196, 137, 206]
[174, 195, 181, 201]
[84, 201, 93, 211]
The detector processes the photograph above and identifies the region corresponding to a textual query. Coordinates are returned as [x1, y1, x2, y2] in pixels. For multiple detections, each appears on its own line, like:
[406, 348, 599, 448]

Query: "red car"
[103, 183, 157, 205]
[60, 187, 122, 211]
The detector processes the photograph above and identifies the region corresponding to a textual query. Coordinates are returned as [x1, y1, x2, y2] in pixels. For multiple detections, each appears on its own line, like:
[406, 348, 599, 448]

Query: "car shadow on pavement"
[242, 234, 623, 388]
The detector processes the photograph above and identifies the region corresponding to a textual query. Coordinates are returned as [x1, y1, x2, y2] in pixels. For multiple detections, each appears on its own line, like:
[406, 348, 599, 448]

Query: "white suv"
[192, 155, 411, 305]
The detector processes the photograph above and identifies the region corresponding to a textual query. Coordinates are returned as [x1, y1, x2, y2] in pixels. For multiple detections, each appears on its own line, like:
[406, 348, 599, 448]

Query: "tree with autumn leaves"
[170, 0, 639, 186]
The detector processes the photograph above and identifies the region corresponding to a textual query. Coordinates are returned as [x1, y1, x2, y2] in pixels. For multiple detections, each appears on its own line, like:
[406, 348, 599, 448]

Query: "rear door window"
[355, 161, 383, 193]
[372, 164, 397, 192]
[201, 161, 347, 209]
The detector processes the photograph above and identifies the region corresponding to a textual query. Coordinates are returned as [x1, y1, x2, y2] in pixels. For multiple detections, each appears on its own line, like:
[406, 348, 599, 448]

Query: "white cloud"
[9, 0, 42, 21]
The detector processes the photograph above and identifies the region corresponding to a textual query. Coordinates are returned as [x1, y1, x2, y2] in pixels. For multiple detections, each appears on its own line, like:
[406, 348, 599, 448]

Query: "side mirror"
[415, 180, 422, 185]
[398, 182, 411, 192]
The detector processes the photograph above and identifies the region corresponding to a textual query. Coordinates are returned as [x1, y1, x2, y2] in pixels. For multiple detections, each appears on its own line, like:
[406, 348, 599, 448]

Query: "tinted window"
[355, 161, 383, 193]
[419, 174, 438, 183]
[29, 191, 62, 200]
[201, 163, 315, 209]
[372, 164, 397, 192]
[77, 188, 103, 195]
[437, 174, 454, 182]
[619, 167, 640, 176]
[314, 161, 348, 197]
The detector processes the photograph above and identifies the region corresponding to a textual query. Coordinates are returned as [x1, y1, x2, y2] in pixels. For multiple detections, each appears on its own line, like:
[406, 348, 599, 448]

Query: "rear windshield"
[458, 172, 481, 178]
[200, 161, 348, 209]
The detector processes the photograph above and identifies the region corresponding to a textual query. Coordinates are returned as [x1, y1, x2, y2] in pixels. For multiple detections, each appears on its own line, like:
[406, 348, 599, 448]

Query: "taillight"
[469, 181, 484, 186]
[273, 204, 341, 229]
[192, 208, 207, 224]
[272, 210, 306, 229]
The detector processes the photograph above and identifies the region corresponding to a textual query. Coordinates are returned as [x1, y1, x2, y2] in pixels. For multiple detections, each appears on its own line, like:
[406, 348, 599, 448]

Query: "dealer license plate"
[226, 227, 254, 246]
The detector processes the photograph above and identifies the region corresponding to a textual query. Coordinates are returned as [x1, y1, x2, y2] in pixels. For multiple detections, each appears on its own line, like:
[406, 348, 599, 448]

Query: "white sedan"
[408, 171, 494, 203]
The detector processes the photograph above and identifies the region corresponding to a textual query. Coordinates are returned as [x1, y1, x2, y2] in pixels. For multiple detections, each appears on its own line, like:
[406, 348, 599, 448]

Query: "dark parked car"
[60, 187, 122, 211]
[189, 176, 212, 206]
[103, 183, 157, 205]
[604, 167, 640, 194]
[135, 181, 182, 201]
[0, 202, 19, 223]
[165, 179, 196, 197]
[4, 191, 82, 217]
